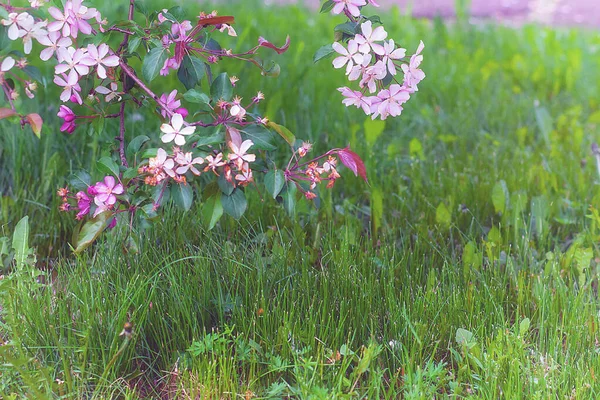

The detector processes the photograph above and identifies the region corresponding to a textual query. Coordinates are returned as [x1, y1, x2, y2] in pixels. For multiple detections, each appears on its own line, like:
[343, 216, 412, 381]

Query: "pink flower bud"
[174, 107, 188, 118]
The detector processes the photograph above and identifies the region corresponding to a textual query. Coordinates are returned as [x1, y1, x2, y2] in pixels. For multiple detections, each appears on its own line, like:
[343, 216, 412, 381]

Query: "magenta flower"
[93, 176, 124, 206]
[57, 105, 77, 133]
[160, 57, 179, 76]
[54, 70, 82, 104]
[75, 191, 90, 219]
[48, 0, 99, 38]
[332, 0, 366, 17]
[37, 31, 72, 61]
[81, 44, 119, 79]
[159, 90, 181, 118]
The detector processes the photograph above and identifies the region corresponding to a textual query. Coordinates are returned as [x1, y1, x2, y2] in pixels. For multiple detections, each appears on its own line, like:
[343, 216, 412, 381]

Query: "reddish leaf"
[197, 16, 235, 28]
[338, 147, 368, 183]
[0, 108, 17, 120]
[257, 35, 290, 54]
[26, 113, 43, 138]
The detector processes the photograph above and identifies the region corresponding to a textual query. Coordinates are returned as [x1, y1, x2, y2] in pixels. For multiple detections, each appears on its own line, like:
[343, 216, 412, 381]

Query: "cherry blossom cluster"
[0, 0, 419, 251]
[328, 3, 425, 120]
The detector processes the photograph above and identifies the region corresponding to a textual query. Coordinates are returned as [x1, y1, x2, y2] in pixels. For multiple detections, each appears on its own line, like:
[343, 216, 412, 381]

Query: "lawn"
[2, 0, 600, 398]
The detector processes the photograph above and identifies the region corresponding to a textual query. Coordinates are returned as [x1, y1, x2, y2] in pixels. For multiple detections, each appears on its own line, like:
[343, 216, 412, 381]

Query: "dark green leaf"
[320, 0, 335, 13]
[74, 212, 110, 253]
[68, 170, 91, 191]
[134, 0, 149, 17]
[313, 44, 335, 63]
[218, 173, 235, 195]
[142, 46, 168, 82]
[97, 156, 120, 177]
[241, 125, 276, 151]
[265, 170, 285, 199]
[177, 55, 206, 90]
[128, 36, 142, 54]
[22, 66, 43, 83]
[127, 135, 151, 157]
[221, 189, 247, 219]
[280, 183, 297, 217]
[183, 89, 211, 106]
[202, 194, 223, 230]
[267, 122, 296, 145]
[210, 73, 233, 102]
[194, 126, 224, 147]
[334, 22, 359, 36]
[172, 183, 193, 211]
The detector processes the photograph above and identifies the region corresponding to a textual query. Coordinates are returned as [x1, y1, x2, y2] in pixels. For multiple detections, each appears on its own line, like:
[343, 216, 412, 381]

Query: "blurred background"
[263, 0, 600, 27]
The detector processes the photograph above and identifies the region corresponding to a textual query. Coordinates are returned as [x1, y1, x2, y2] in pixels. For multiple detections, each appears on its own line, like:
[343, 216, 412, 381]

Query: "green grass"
[2, 0, 600, 398]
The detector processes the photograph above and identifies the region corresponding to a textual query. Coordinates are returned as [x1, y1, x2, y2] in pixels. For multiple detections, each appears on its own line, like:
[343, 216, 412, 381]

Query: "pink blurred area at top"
[262, 0, 600, 28]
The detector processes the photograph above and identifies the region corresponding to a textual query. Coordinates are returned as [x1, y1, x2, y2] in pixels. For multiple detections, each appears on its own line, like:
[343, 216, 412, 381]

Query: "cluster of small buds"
[58, 175, 123, 221]
[332, 18, 425, 120]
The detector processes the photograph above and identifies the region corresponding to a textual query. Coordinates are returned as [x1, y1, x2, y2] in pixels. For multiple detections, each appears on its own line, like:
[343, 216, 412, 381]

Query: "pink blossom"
[235, 163, 253, 186]
[367, 0, 380, 6]
[1, 12, 34, 40]
[332, 40, 364, 75]
[37, 31, 72, 61]
[159, 90, 181, 118]
[228, 139, 256, 169]
[0, 56, 15, 72]
[175, 152, 204, 175]
[149, 148, 175, 179]
[48, 0, 99, 38]
[338, 87, 371, 115]
[171, 21, 192, 41]
[381, 39, 406, 76]
[332, 0, 366, 17]
[359, 60, 387, 93]
[348, 54, 371, 82]
[93, 176, 124, 206]
[401, 41, 425, 91]
[204, 153, 226, 173]
[57, 105, 77, 133]
[81, 44, 119, 79]
[54, 70, 82, 104]
[370, 84, 410, 120]
[160, 113, 196, 146]
[95, 82, 121, 102]
[355, 21, 387, 55]
[55, 47, 90, 76]
[160, 57, 179, 76]
[19, 21, 47, 54]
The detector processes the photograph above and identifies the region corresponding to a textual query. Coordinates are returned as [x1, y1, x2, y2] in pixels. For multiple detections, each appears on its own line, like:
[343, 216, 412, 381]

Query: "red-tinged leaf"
[0, 108, 17, 120]
[197, 16, 234, 28]
[338, 147, 368, 183]
[257, 35, 290, 54]
[26, 113, 43, 138]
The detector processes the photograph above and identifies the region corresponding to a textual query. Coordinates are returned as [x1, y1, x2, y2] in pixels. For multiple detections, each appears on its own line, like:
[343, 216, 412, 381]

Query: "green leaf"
[127, 135, 150, 157]
[519, 318, 530, 336]
[177, 55, 206, 90]
[281, 183, 297, 217]
[134, 0, 149, 17]
[74, 212, 110, 254]
[218, 173, 235, 196]
[128, 36, 142, 54]
[172, 183, 193, 211]
[313, 44, 335, 63]
[142, 46, 168, 82]
[183, 89, 211, 109]
[455, 328, 474, 345]
[12, 216, 29, 267]
[221, 189, 247, 219]
[241, 125, 276, 151]
[210, 73, 233, 102]
[534, 106, 552, 147]
[265, 170, 285, 199]
[97, 156, 120, 177]
[22, 66, 43, 83]
[491, 180, 509, 215]
[68, 170, 91, 191]
[334, 21, 359, 36]
[195, 126, 224, 147]
[202, 193, 223, 230]
[364, 118, 385, 147]
[435, 202, 451, 228]
[320, 0, 335, 13]
[267, 122, 295, 145]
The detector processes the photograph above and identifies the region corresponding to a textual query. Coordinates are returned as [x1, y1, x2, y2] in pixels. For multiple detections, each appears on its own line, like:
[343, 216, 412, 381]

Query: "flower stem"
[118, 102, 129, 168]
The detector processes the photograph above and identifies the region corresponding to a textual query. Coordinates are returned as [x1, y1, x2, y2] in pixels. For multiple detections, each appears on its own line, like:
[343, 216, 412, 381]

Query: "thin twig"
[118, 102, 129, 167]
